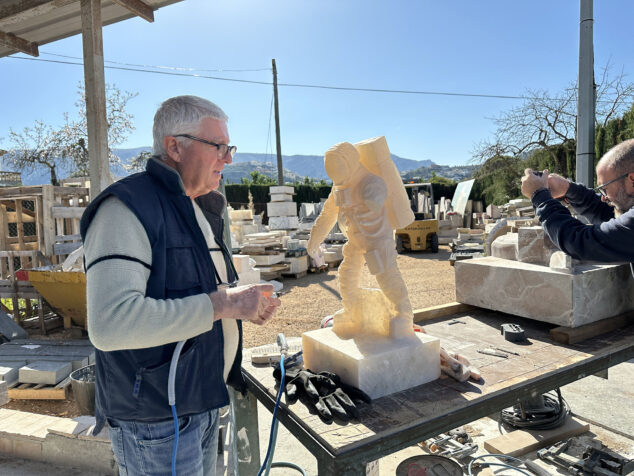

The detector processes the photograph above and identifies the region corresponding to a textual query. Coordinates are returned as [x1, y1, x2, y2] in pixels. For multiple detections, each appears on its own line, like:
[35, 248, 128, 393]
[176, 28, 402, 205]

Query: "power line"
[40, 51, 271, 73]
[6, 55, 530, 100]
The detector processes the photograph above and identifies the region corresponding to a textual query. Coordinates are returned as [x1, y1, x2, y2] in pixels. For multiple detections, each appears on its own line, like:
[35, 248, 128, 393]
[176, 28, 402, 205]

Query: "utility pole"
[272, 59, 284, 185]
[576, 0, 595, 187]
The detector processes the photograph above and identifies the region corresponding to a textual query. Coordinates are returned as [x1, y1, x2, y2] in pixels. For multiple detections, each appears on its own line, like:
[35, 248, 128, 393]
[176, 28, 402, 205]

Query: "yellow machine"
[395, 183, 439, 253]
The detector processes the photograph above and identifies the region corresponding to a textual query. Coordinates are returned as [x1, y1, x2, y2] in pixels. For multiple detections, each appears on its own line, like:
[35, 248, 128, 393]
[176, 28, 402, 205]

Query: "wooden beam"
[111, 0, 154, 22]
[80, 0, 111, 196]
[0, 30, 38, 56]
[0, 1, 77, 26]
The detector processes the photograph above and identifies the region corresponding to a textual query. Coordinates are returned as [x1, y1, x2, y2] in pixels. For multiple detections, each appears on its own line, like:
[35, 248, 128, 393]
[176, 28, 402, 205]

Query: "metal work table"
[237, 308, 634, 475]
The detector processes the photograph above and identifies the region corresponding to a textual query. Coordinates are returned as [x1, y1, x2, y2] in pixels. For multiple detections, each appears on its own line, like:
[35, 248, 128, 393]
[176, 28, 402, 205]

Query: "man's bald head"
[597, 139, 634, 176]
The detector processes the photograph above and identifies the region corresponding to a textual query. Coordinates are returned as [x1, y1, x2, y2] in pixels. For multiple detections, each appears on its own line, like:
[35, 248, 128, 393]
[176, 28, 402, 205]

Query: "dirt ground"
[5, 246, 457, 418]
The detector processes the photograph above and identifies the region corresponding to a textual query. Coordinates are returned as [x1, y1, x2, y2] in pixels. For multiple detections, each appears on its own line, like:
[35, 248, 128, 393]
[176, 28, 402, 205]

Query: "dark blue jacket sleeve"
[564, 182, 614, 224]
[532, 187, 634, 262]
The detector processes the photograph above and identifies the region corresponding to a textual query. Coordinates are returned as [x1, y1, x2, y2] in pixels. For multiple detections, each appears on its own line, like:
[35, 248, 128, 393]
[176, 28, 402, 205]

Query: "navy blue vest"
[80, 158, 245, 432]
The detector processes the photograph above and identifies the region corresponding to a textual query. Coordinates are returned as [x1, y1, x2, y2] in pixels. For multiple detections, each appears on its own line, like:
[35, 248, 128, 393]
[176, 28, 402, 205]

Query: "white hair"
[598, 138, 634, 176]
[152, 95, 228, 157]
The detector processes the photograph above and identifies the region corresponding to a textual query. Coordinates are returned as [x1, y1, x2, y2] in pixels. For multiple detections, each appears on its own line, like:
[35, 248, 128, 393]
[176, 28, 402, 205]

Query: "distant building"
[0, 171, 22, 187]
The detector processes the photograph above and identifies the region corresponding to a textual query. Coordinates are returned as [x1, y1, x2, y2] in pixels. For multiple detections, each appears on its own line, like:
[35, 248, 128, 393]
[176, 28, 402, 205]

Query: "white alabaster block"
[270, 193, 294, 202]
[251, 253, 285, 266]
[237, 268, 261, 285]
[229, 209, 253, 221]
[267, 201, 297, 217]
[232, 254, 252, 273]
[302, 328, 440, 399]
[455, 256, 634, 327]
[491, 233, 518, 261]
[269, 185, 294, 195]
[268, 216, 299, 230]
[286, 255, 308, 274]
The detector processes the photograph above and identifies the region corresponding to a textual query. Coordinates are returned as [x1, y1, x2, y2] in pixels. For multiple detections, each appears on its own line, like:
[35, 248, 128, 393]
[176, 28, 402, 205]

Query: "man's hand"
[209, 283, 281, 325]
[547, 173, 571, 199]
[521, 168, 550, 199]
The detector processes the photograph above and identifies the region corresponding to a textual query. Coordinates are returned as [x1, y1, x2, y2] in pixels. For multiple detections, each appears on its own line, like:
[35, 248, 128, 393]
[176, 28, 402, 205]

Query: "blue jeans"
[107, 408, 220, 476]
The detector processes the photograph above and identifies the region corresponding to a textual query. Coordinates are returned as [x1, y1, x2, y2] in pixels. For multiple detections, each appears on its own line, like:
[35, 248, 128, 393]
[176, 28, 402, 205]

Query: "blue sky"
[2, 0, 633, 166]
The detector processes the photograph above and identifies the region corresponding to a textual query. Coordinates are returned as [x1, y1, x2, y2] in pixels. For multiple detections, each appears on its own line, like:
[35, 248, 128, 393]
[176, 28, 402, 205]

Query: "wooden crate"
[0, 185, 89, 262]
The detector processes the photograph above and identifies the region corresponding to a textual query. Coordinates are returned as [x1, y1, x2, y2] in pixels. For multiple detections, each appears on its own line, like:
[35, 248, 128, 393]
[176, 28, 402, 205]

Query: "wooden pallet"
[281, 270, 307, 279]
[327, 259, 342, 268]
[8, 376, 71, 400]
[309, 265, 328, 274]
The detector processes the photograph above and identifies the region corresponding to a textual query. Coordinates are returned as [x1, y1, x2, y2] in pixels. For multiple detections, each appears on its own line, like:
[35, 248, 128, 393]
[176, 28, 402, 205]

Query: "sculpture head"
[324, 142, 360, 186]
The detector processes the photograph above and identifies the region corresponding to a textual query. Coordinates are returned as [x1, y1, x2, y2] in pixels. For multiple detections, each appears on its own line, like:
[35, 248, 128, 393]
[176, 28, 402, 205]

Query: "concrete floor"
[3, 359, 633, 475]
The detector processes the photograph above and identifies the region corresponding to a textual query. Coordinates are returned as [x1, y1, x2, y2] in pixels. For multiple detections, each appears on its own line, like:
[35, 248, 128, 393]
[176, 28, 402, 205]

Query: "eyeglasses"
[594, 172, 631, 197]
[173, 134, 237, 159]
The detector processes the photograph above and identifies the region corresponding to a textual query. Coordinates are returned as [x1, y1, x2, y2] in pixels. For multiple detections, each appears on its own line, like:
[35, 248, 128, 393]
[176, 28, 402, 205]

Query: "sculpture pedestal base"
[302, 328, 440, 399]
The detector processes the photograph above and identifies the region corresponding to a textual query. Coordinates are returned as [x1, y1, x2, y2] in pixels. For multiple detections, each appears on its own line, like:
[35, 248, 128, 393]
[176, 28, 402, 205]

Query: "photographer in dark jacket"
[521, 139, 634, 262]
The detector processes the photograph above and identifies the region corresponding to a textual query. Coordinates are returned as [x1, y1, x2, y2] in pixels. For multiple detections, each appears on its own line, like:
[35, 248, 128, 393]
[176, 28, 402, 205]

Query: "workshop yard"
[3, 247, 456, 418]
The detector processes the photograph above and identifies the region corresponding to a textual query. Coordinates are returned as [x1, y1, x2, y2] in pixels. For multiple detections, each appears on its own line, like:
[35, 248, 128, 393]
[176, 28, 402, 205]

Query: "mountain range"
[6, 147, 476, 185]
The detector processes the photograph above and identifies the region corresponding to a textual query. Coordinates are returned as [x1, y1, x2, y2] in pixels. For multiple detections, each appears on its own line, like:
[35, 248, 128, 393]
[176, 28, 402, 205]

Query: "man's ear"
[163, 136, 182, 162]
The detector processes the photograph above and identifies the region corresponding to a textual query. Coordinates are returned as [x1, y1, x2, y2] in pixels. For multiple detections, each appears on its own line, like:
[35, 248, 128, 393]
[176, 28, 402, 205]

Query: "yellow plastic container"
[27, 270, 87, 328]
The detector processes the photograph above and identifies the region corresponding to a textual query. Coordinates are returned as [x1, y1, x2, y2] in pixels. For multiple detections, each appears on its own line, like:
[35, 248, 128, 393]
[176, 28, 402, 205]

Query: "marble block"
[486, 204, 500, 219]
[237, 268, 261, 285]
[302, 328, 440, 399]
[19, 361, 72, 385]
[232, 254, 252, 273]
[0, 381, 7, 406]
[270, 193, 293, 202]
[229, 209, 253, 221]
[517, 226, 557, 265]
[491, 233, 518, 260]
[0, 366, 18, 384]
[251, 253, 285, 266]
[286, 255, 308, 274]
[268, 216, 299, 230]
[270, 185, 294, 195]
[267, 201, 297, 217]
[455, 256, 634, 327]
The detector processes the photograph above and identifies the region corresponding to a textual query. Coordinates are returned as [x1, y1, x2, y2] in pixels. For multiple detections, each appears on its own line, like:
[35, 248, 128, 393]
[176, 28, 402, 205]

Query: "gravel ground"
[5, 246, 456, 418]
[242, 246, 456, 347]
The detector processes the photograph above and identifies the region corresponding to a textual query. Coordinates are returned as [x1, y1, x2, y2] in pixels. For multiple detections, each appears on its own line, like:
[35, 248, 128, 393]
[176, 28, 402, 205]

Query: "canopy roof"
[0, 0, 182, 58]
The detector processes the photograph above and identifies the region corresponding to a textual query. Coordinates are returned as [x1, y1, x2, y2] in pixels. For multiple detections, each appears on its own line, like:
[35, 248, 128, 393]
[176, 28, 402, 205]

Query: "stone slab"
[0, 365, 19, 383]
[229, 209, 253, 221]
[517, 226, 557, 265]
[237, 268, 261, 285]
[0, 381, 7, 406]
[285, 255, 308, 274]
[250, 253, 285, 266]
[455, 256, 634, 327]
[0, 310, 28, 340]
[268, 216, 299, 230]
[302, 328, 440, 399]
[269, 185, 294, 195]
[18, 361, 72, 385]
[266, 201, 297, 217]
[270, 193, 293, 202]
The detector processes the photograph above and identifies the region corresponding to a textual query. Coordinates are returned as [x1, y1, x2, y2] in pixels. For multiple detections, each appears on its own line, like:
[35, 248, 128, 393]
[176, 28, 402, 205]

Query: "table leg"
[230, 388, 261, 475]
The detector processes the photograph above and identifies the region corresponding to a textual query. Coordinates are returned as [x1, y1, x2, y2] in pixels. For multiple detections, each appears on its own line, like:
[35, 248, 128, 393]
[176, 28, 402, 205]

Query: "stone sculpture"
[307, 137, 415, 338]
[303, 137, 443, 399]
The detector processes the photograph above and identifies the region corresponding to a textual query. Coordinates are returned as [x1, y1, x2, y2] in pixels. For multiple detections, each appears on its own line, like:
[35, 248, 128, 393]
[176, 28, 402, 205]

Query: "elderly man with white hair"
[521, 138, 634, 263]
[81, 95, 281, 475]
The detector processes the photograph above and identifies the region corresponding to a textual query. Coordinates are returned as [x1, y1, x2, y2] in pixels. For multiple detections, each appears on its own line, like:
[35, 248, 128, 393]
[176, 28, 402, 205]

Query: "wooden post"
[0, 201, 7, 251]
[38, 296, 46, 335]
[41, 185, 55, 258]
[272, 59, 284, 185]
[15, 200, 24, 250]
[81, 0, 111, 196]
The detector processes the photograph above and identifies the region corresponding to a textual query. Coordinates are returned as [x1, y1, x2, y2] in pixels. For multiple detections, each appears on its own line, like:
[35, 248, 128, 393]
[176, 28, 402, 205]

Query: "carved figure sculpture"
[307, 137, 415, 338]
